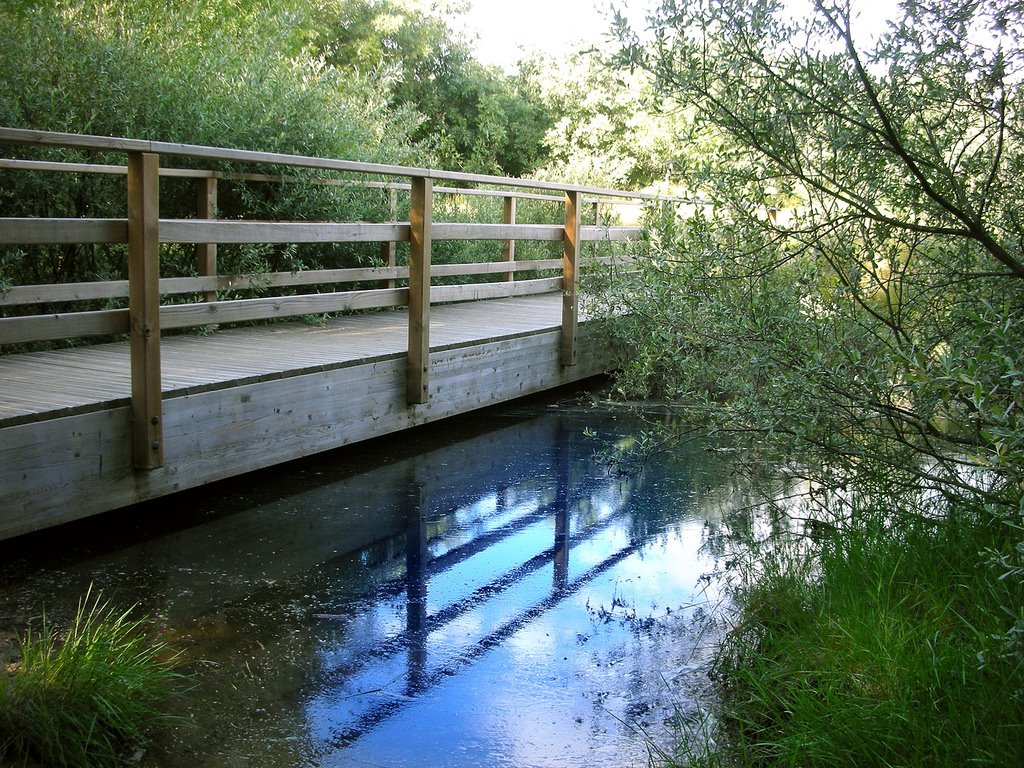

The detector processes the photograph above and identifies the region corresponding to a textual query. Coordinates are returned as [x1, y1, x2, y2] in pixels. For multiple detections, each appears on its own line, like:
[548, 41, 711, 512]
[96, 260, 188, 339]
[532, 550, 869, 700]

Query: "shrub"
[0, 588, 186, 768]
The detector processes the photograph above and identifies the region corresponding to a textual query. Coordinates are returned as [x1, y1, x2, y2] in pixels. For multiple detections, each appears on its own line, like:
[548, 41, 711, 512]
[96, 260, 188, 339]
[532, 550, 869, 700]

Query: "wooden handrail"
[0, 126, 686, 202]
[0, 157, 654, 206]
[0, 261, 573, 307]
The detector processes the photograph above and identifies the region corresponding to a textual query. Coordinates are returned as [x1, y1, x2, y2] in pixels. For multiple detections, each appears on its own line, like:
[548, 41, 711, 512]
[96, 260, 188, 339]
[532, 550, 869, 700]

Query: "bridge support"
[407, 177, 432, 404]
[561, 190, 581, 367]
[502, 195, 516, 282]
[196, 176, 218, 302]
[127, 151, 164, 469]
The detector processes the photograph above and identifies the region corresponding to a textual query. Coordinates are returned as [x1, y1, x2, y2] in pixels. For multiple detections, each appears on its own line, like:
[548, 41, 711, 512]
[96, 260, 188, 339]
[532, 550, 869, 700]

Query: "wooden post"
[196, 177, 217, 302]
[502, 195, 516, 282]
[561, 190, 581, 367]
[127, 152, 163, 469]
[383, 187, 398, 289]
[407, 177, 432, 404]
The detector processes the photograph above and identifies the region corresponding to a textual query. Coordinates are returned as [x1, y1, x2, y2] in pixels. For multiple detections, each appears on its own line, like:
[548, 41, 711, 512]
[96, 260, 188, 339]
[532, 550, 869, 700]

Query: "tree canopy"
[315, 0, 551, 175]
[606, 0, 1024, 494]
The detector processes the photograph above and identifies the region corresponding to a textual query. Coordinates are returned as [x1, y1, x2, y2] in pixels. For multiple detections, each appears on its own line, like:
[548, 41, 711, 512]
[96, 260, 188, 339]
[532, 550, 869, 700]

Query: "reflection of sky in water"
[312, 517, 719, 768]
[0, 403, 731, 768]
[303, 423, 725, 767]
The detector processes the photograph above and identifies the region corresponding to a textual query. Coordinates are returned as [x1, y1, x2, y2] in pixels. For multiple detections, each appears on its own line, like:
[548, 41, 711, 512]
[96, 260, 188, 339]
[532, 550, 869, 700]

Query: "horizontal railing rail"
[0, 157, 649, 207]
[0, 127, 660, 471]
[0, 127, 674, 199]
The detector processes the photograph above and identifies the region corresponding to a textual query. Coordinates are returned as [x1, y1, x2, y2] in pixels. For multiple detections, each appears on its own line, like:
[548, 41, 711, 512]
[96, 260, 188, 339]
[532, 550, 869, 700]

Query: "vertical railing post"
[127, 152, 163, 469]
[561, 190, 581, 367]
[384, 186, 399, 289]
[196, 176, 218, 302]
[502, 194, 516, 282]
[407, 176, 432, 404]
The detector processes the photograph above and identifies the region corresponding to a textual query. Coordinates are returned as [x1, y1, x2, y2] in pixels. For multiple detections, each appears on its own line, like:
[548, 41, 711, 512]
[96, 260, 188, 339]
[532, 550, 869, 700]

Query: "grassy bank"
[673, 497, 1024, 767]
[0, 589, 185, 767]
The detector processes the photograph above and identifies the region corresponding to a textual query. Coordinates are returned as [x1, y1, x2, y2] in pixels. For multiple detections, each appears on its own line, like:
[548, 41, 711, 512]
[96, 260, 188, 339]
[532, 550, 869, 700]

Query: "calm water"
[0, 390, 739, 767]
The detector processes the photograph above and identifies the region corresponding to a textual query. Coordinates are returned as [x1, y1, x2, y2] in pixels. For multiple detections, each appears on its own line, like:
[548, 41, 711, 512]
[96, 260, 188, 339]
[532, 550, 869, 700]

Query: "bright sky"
[462, 0, 656, 71]
[462, 0, 893, 72]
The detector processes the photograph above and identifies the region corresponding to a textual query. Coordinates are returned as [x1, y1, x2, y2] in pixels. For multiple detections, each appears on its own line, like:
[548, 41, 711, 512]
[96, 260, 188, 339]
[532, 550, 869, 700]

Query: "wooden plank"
[159, 220, 410, 244]
[383, 187, 399, 289]
[0, 159, 563, 203]
[407, 177, 432, 404]
[19, 273, 442, 308]
[0, 265, 415, 308]
[581, 225, 642, 242]
[432, 223, 562, 241]
[159, 266, 407, 292]
[0, 158, 127, 175]
[0, 294, 570, 422]
[0, 127, 432, 180]
[431, 278, 560, 304]
[159, 288, 406, 328]
[0, 309, 129, 344]
[0, 322, 611, 539]
[431, 259, 561, 278]
[0, 127, 688, 201]
[127, 151, 163, 469]
[0, 280, 129, 306]
[0, 218, 127, 244]
[562, 190, 581, 367]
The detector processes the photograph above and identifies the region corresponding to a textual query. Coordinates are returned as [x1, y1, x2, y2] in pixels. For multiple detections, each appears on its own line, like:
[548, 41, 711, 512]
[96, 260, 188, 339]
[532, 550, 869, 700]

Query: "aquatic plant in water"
[0, 587, 186, 767]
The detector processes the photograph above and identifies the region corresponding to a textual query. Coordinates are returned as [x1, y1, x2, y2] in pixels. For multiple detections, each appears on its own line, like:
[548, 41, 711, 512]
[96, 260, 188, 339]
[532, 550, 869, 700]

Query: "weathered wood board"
[0, 318, 609, 540]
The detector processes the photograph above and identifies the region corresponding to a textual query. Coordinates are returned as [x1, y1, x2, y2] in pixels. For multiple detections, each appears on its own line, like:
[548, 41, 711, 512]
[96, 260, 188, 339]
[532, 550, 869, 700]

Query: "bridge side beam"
[127, 151, 164, 468]
[407, 176, 432, 404]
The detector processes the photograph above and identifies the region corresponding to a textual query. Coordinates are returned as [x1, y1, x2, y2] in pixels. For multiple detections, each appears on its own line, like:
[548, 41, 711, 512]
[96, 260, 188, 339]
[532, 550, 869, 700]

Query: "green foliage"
[0, 0, 431, 293]
[686, 498, 1024, 768]
[600, 0, 1024, 532]
[524, 50, 687, 189]
[596, 0, 1024, 762]
[0, 588, 185, 767]
[0, 1, 425, 161]
[318, 0, 552, 176]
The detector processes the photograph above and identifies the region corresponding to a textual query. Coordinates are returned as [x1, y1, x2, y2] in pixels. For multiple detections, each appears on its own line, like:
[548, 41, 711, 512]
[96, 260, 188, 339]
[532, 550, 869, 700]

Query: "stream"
[0, 387, 743, 767]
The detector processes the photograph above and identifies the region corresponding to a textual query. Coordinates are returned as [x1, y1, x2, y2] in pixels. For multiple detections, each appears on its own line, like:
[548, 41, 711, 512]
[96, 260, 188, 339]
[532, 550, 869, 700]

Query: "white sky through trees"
[463, 0, 893, 71]
[462, 0, 654, 71]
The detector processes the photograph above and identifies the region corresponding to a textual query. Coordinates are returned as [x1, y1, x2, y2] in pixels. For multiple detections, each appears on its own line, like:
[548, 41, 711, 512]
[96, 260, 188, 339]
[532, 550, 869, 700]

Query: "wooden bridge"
[0, 128, 650, 541]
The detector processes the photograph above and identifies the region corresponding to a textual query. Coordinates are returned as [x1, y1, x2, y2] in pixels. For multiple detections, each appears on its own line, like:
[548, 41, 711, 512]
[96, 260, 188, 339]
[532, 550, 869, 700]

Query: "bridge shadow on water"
[0, 389, 737, 768]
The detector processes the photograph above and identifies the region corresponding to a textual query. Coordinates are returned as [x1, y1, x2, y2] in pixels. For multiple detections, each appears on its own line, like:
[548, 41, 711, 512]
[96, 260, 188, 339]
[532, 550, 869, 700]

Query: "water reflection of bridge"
[0, 405, 722, 767]
[296, 421, 643, 755]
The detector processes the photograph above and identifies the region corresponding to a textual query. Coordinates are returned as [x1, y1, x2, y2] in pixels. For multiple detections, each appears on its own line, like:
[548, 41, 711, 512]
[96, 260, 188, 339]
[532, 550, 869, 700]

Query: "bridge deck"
[0, 294, 562, 427]
[1, 292, 611, 540]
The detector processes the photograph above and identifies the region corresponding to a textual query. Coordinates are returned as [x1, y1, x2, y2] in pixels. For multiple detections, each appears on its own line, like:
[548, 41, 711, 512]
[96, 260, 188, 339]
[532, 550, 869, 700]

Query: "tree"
[593, 4, 1024, 756]
[522, 48, 686, 189]
[604, 0, 1024, 503]
[0, 0, 431, 288]
[317, 0, 552, 175]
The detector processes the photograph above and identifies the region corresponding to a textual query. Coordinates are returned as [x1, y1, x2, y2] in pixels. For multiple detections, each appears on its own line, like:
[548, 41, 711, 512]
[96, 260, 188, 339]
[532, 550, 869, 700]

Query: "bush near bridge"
[0, 0, 555, 300]
[595, 0, 1024, 765]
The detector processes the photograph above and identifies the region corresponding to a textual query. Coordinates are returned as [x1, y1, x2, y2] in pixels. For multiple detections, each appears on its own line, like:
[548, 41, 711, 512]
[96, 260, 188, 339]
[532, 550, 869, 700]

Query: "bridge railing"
[0, 127, 657, 469]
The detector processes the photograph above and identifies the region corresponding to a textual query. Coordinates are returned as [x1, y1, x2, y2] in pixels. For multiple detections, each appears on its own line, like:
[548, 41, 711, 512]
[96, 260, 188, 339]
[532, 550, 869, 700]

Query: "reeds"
[671, 504, 1024, 767]
[0, 587, 186, 767]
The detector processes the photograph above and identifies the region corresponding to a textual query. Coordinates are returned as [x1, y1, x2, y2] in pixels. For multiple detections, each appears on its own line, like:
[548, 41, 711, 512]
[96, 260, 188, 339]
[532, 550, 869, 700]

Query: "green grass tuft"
[0, 587, 186, 768]
[669, 504, 1024, 767]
